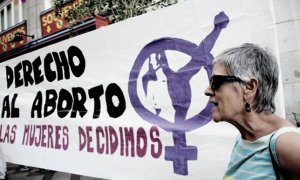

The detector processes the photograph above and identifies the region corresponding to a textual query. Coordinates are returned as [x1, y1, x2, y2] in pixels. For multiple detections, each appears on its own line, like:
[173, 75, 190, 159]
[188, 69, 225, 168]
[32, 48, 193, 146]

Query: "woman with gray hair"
[205, 43, 300, 179]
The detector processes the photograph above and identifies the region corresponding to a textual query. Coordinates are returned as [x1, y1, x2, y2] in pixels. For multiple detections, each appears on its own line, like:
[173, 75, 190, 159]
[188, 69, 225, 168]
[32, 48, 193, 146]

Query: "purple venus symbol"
[128, 12, 229, 175]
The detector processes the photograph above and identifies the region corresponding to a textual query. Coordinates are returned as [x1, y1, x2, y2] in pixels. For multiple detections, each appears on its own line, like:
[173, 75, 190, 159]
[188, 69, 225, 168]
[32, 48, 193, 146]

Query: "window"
[7, 3, 11, 27]
[0, 9, 4, 31]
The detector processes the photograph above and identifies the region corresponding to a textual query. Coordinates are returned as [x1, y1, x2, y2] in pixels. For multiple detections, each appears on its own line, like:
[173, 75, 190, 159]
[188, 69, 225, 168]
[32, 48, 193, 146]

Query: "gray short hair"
[213, 43, 279, 113]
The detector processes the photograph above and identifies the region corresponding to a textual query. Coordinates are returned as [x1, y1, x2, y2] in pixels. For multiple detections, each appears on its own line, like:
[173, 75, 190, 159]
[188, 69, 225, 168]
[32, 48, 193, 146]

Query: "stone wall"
[273, 0, 300, 124]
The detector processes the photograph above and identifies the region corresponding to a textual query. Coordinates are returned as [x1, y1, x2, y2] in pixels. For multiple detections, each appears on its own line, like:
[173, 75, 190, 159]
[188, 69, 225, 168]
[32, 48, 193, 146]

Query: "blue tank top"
[223, 127, 300, 180]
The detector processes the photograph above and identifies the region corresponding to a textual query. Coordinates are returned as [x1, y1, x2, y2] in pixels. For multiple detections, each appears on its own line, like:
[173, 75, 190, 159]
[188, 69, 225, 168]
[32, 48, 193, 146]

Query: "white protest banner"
[0, 0, 283, 179]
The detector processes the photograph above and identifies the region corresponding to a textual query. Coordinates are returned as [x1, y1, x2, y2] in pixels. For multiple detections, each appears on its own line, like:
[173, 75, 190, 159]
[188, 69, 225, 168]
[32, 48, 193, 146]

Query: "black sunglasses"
[210, 75, 243, 90]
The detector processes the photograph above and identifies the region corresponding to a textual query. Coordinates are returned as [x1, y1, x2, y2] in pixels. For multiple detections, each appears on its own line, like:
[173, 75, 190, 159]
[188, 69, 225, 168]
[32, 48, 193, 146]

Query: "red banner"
[40, 0, 81, 37]
[0, 22, 28, 54]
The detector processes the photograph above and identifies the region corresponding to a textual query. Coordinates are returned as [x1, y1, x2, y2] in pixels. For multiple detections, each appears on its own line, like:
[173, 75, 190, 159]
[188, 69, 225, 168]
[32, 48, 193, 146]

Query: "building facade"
[0, 0, 50, 49]
[0, 0, 109, 61]
[0, 0, 49, 32]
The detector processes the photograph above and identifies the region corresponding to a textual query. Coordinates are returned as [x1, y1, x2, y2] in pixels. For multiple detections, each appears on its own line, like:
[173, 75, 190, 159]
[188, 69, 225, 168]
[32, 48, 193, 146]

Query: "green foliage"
[54, 0, 178, 24]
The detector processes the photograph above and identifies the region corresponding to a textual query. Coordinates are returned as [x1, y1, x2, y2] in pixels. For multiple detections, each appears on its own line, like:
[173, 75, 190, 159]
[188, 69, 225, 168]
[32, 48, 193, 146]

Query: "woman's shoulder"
[273, 126, 300, 137]
[272, 126, 300, 177]
[270, 126, 300, 152]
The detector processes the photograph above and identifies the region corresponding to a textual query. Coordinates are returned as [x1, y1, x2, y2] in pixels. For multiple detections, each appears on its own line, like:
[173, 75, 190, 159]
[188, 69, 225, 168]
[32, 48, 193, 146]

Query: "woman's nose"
[204, 85, 214, 96]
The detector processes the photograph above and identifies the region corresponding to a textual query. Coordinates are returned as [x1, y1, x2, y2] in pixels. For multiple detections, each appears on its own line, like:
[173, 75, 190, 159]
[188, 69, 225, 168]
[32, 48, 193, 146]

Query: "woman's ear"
[243, 78, 259, 100]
